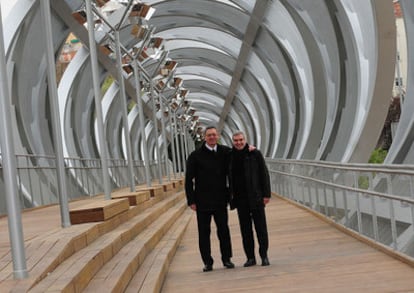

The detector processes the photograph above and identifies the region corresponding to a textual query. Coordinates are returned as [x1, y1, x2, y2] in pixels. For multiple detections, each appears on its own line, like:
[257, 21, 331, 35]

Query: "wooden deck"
[162, 197, 414, 292]
[1, 194, 414, 292]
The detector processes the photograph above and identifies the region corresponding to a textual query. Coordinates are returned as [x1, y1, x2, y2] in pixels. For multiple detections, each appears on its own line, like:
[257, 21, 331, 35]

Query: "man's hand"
[248, 145, 256, 152]
[190, 204, 197, 211]
[263, 198, 270, 205]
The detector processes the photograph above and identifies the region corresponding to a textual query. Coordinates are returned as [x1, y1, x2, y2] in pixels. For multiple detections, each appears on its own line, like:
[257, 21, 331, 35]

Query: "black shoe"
[203, 264, 213, 272]
[261, 257, 270, 266]
[243, 258, 256, 267]
[223, 260, 235, 269]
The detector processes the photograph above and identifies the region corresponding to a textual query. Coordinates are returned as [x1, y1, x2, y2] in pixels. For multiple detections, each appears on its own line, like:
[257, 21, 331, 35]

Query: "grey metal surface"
[0, 0, 412, 253]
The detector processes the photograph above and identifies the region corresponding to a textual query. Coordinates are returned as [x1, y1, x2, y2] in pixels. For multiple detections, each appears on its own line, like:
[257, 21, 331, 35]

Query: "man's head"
[232, 131, 247, 150]
[204, 126, 219, 148]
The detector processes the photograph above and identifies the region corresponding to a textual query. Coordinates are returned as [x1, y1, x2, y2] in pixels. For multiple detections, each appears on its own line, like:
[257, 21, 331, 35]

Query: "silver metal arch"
[0, 0, 400, 172]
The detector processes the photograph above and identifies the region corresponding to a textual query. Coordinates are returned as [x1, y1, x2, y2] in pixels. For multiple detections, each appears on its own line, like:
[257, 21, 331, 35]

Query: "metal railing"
[0, 154, 169, 215]
[266, 159, 414, 258]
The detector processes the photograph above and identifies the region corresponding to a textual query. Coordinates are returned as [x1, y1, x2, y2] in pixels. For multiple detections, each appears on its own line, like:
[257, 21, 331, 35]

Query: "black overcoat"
[229, 146, 271, 209]
[185, 143, 231, 211]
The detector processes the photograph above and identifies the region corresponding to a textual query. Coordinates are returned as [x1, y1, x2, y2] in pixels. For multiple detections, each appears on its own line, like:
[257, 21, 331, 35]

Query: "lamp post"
[172, 109, 182, 176]
[168, 106, 178, 178]
[178, 117, 187, 173]
[96, 2, 157, 188]
[149, 81, 163, 184]
[114, 30, 136, 192]
[132, 61, 152, 187]
[182, 118, 190, 162]
[153, 60, 177, 182]
[41, 0, 71, 227]
[85, 0, 112, 199]
[92, 2, 142, 193]
[0, 4, 28, 279]
[159, 96, 171, 181]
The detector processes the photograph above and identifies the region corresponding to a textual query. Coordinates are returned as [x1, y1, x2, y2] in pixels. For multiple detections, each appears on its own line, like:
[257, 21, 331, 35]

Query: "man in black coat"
[230, 131, 271, 267]
[185, 126, 235, 272]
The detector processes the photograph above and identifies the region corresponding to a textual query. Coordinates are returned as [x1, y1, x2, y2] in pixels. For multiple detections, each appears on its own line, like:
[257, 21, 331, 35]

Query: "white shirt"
[205, 144, 217, 152]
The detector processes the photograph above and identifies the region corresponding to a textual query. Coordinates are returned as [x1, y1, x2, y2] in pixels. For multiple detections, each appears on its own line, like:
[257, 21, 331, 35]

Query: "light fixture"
[122, 64, 133, 76]
[170, 100, 180, 111]
[131, 46, 151, 62]
[130, 24, 149, 40]
[99, 44, 113, 56]
[180, 115, 188, 122]
[182, 100, 190, 110]
[179, 88, 188, 98]
[170, 77, 183, 89]
[160, 60, 177, 77]
[143, 37, 164, 59]
[72, 9, 87, 25]
[95, 0, 110, 7]
[188, 108, 196, 116]
[72, 7, 102, 25]
[154, 99, 161, 111]
[129, 3, 156, 22]
[155, 80, 166, 91]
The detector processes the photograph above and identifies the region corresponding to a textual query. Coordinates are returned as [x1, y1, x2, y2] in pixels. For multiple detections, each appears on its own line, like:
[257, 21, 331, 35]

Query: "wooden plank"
[171, 179, 184, 191]
[151, 182, 175, 196]
[130, 209, 193, 293]
[161, 197, 414, 292]
[82, 199, 187, 293]
[111, 191, 150, 206]
[69, 199, 129, 224]
[4, 188, 414, 293]
[162, 182, 175, 192]
[136, 186, 164, 198]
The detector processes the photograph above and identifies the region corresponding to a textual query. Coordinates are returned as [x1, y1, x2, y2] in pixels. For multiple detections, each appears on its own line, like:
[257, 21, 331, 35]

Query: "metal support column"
[41, 0, 71, 228]
[183, 122, 189, 162]
[114, 31, 135, 192]
[132, 61, 151, 186]
[150, 82, 163, 184]
[160, 98, 171, 181]
[179, 120, 186, 173]
[85, 0, 112, 199]
[173, 113, 182, 176]
[0, 5, 28, 279]
[169, 110, 177, 178]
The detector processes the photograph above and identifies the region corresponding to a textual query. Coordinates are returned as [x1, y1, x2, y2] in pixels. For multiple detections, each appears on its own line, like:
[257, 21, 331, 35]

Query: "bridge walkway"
[162, 196, 414, 292]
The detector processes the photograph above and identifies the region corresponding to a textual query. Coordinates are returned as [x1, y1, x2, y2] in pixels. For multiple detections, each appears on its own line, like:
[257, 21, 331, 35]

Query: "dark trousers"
[196, 207, 232, 265]
[237, 204, 269, 259]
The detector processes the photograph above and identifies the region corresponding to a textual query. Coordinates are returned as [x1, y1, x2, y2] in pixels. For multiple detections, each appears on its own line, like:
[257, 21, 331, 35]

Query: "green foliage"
[101, 75, 114, 96]
[368, 148, 387, 164]
[127, 99, 136, 113]
[358, 176, 369, 189]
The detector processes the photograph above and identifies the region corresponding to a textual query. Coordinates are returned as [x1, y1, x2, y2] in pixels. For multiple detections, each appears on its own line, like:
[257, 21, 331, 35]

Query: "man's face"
[233, 134, 246, 150]
[205, 128, 219, 147]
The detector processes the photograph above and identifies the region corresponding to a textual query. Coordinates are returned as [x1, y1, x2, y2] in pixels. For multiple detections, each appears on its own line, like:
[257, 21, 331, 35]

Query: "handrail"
[268, 158, 414, 175]
[266, 159, 414, 260]
[270, 169, 414, 204]
[0, 154, 172, 215]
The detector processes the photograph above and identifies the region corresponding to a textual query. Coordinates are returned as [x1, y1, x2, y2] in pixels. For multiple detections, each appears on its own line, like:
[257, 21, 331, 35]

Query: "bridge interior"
[1, 0, 414, 290]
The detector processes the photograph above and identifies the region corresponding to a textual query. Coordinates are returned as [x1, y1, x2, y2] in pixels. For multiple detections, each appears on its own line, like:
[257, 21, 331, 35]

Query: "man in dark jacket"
[185, 126, 235, 272]
[230, 131, 271, 267]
